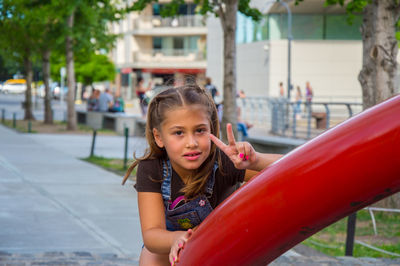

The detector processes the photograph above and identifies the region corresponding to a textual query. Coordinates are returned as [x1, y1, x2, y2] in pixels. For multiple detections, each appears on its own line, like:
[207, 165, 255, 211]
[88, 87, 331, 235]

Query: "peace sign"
[210, 123, 256, 170]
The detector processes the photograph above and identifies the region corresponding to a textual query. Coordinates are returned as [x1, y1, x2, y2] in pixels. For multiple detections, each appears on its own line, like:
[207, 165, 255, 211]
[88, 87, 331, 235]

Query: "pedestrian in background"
[136, 77, 152, 118]
[204, 77, 219, 105]
[109, 91, 125, 113]
[98, 88, 114, 112]
[305, 81, 313, 112]
[87, 89, 100, 111]
[279, 82, 285, 98]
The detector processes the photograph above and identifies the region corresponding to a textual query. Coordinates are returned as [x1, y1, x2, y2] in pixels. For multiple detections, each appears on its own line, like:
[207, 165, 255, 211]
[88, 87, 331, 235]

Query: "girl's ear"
[153, 128, 164, 148]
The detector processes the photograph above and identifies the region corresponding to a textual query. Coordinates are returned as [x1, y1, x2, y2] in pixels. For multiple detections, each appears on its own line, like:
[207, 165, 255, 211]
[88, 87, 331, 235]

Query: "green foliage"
[0, 53, 22, 80]
[0, 0, 127, 79]
[82, 155, 134, 176]
[49, 51, 65, 82]
[75, 53, 116, 85]
[238, 0, 262, 22]
[50, 51, 115, 85]
[71, 1, 123, 54]
[0, 0, 37, 62]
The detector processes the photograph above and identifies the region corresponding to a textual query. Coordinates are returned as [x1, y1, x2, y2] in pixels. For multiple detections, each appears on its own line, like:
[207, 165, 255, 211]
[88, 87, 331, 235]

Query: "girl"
[122, 84, 282, 265]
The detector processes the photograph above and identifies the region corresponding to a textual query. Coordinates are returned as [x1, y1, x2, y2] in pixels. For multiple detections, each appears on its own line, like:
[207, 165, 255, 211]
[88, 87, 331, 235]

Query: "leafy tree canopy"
[75, 53, 115, 85]
[50, 51, 115, 85]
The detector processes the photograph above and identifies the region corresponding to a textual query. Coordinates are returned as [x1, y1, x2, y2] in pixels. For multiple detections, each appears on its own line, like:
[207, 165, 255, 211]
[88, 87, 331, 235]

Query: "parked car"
[37, 82, 68, 99]
[2, 79, 27, 94]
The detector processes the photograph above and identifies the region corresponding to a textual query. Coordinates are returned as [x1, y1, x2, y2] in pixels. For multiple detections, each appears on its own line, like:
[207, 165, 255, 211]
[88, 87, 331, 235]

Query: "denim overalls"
[161, 160, 218, 231]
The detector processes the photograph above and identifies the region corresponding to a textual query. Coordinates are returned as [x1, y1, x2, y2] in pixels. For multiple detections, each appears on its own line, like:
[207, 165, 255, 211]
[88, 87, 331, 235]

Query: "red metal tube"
[178, 95, 400, 265]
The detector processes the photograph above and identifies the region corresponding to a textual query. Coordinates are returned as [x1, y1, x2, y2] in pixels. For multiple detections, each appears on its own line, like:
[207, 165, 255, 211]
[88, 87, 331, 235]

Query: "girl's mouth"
[183, 152, 202, 161]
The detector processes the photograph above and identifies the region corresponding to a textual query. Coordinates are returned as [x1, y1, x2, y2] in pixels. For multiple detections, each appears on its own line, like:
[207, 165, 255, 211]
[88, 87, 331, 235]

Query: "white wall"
[205, 16, 224, 94]
[237, 41, 270, 96]
[206, 13, 364, 102]
[268, 40, 363, 101]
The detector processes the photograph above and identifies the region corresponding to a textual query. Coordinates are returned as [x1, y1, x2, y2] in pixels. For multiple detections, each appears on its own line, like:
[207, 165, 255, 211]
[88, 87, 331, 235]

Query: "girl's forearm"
[143, 228, 183, 254]
[249, 152, 283, 172]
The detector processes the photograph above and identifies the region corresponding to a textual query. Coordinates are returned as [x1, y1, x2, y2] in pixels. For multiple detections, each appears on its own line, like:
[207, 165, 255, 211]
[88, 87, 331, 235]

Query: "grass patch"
[75, 122, 116, 134]
[82, 155, 136, 180]
[1, 119, 37, 133]
[1, 119, 117, 135]
[302, 209, 400, 258]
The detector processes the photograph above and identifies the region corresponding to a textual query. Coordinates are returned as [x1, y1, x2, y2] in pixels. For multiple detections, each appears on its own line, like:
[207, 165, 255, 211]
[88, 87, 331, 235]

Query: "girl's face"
[153, 105, 212, 179]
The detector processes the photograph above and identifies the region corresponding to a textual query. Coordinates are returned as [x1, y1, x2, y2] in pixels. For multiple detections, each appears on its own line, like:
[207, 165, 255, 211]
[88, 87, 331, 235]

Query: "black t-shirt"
[135, 151, 245, 208]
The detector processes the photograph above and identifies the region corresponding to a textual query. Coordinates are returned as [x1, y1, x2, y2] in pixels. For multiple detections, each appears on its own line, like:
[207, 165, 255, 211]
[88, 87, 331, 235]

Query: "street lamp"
[264, 0, 293, 101]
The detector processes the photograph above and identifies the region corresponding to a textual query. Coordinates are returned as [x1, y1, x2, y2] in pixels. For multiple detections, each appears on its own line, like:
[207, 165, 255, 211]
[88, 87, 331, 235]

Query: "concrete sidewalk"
[0, 125, 141, 263]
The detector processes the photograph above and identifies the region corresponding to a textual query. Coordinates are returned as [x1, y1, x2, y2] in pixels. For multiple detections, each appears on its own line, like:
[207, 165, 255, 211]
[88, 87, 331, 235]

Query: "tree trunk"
[42, 49, 53, 124]
[66, 11, 77, 130]
[23, 56, 35, 120]
[358, 0, 400, 109]
[219, 0, 238, 142]
[358, 0, 400, 208]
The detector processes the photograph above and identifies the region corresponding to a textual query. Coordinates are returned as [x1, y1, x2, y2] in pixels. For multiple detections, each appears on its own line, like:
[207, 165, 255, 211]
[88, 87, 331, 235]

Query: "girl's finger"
[243, 143, 251, 161]
[169, 252, 175, 266]
[226, 123, 237, 147]
[185, 228, 193, 240]
[237, 143, 246, 161]
[210, 134, 228, 152]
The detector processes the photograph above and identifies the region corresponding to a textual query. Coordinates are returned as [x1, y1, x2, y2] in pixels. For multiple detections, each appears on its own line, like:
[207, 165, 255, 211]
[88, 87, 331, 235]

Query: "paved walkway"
[0, 125, 141, 265]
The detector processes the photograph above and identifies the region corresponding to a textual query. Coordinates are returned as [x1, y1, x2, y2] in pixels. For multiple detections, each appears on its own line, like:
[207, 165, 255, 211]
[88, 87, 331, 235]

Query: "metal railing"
[237, 97, 363, 140]
[133, 15, 205, 29]
[133, 49, 205, 63]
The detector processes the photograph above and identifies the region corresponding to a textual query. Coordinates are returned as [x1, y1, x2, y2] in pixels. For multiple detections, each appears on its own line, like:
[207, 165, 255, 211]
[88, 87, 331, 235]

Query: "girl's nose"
[186, 135, 198, 148]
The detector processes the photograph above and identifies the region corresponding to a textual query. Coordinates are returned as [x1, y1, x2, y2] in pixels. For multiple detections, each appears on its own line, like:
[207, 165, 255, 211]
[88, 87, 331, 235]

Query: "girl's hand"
[210, 123, 256, 169]
[170, 229, 193, 265]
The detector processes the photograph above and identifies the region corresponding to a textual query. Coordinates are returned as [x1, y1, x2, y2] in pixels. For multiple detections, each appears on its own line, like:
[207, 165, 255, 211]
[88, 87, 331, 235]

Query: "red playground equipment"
[177, 95, 400, 265]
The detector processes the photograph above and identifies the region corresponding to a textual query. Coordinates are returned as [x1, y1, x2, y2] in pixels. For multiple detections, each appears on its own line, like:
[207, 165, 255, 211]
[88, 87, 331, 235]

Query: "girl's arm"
[139, 192, 193, 264]
[243, 152, 283, 182]
[210, 124, 283, 182]
[138, 192, 188, 254]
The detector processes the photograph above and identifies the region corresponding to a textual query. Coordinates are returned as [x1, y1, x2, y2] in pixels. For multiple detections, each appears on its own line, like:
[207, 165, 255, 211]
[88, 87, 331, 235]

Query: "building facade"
[207, 0, 366, 102]
[110, 2, 207, 99]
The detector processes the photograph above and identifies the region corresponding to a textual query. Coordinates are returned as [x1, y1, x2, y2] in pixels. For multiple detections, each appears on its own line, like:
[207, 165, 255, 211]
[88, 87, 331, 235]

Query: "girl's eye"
[196, 128, 207, 134]
[174, 131, 183, 136]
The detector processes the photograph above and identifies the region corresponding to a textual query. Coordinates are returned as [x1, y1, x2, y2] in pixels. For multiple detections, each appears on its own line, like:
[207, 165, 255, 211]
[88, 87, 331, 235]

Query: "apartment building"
[207, 0, 366, 101]
[110, 2, 207, 99]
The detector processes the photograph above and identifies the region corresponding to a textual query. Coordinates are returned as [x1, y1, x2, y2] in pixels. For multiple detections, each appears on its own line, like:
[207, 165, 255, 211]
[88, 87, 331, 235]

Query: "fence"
[237, 97, 363, 140]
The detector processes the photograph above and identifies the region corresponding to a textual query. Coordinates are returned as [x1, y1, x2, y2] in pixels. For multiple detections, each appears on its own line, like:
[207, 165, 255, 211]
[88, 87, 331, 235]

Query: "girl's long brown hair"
[122, 84, 221, 199]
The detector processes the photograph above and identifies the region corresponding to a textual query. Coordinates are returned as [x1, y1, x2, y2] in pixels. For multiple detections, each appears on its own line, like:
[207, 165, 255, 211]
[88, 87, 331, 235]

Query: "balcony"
[132, 15, 207, 36]
[132, 49, 206, 69]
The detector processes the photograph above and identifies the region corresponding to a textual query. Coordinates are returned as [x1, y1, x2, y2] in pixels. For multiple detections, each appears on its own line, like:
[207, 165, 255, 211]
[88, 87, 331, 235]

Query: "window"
[153, 37, 162, 50]
[325, 15, 362, 40]
[153, 3, 196, 16]
[236, 12, 362, 43]
[173, 37, 184, 49]
[153, 4, 161, 16]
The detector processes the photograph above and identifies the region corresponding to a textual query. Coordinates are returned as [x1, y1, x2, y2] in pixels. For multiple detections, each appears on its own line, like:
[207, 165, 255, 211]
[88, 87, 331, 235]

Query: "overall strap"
[204, 162, 218, 197]
[161, 160, 172, 201]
